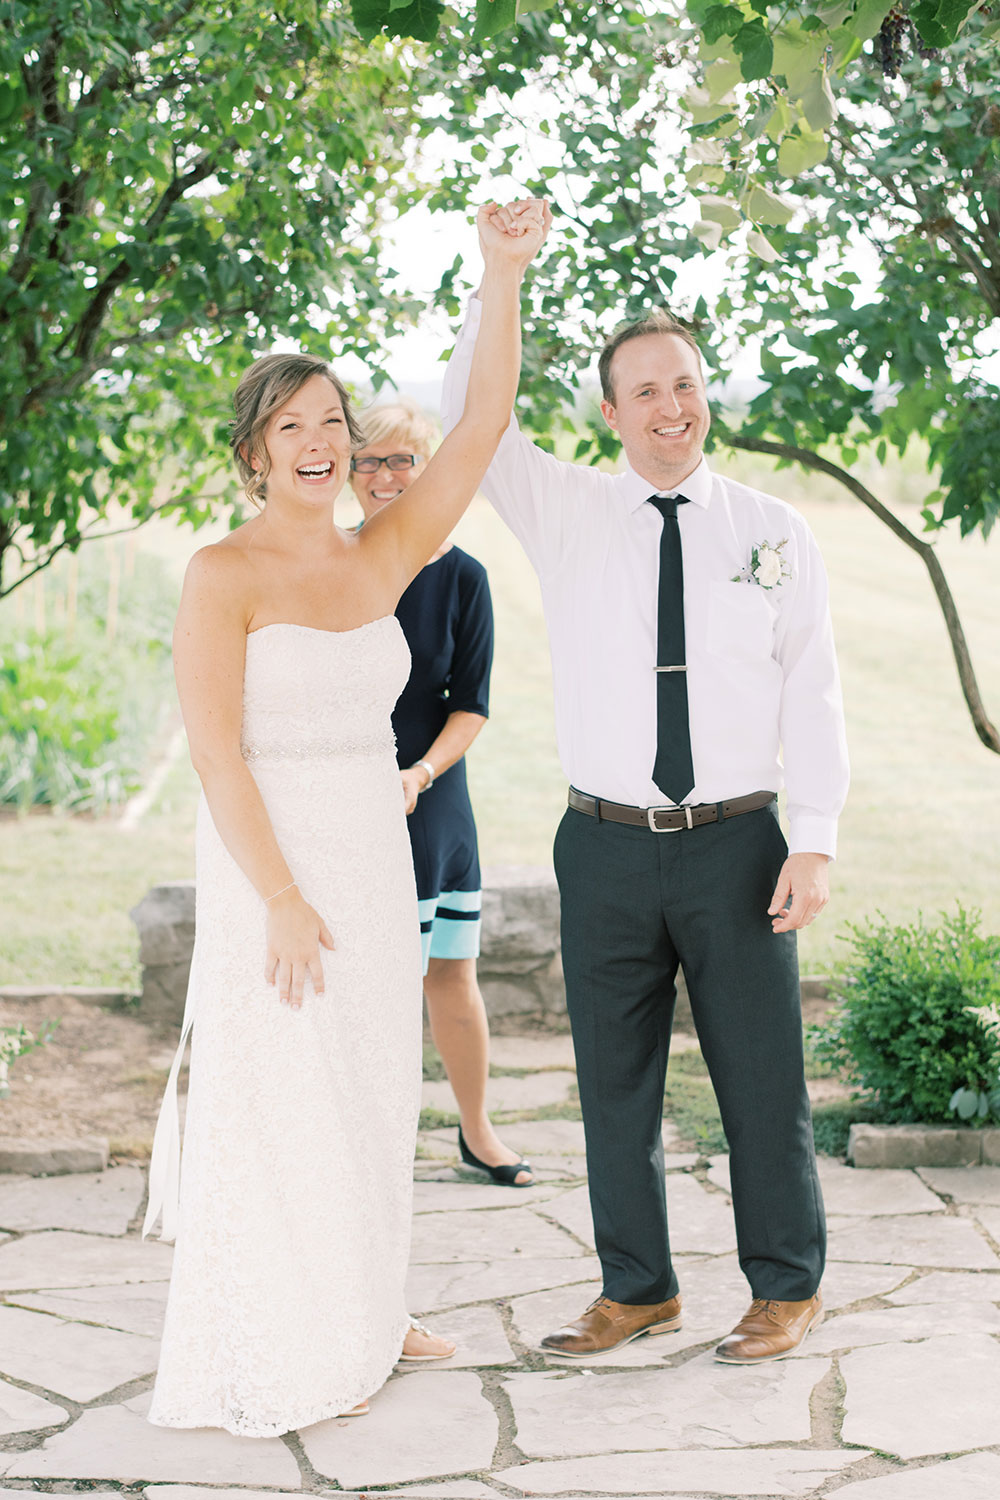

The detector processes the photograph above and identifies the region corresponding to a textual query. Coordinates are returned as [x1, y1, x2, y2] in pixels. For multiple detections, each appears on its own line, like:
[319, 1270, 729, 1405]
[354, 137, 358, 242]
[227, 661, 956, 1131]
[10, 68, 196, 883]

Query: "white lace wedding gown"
[144, 618, 423, 1438]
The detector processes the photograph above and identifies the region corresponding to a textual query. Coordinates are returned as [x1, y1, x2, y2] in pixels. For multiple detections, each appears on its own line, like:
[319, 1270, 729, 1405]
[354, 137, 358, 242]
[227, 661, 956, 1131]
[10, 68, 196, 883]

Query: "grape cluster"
[877, 5, 941, 77]
[877, 7, 909, 78]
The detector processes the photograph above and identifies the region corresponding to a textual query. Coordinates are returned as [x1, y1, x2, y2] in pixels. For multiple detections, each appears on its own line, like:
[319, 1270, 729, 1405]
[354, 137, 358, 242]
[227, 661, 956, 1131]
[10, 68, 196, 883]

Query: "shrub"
[0, 548, 176, 813]
[810, 907, 1000, 1124]
[0, 635, 130, 811]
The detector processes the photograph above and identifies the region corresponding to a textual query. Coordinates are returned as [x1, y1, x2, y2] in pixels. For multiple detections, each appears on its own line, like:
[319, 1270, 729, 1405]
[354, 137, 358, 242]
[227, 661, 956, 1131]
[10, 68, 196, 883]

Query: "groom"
[441, 210, 849, 1364]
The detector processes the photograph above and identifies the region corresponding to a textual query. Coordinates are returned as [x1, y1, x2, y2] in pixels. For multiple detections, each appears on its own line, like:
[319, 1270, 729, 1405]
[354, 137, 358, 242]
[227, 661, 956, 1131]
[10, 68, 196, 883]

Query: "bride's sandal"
[338, 1399, 369, 1417]
[399, 1317, 457, 1362]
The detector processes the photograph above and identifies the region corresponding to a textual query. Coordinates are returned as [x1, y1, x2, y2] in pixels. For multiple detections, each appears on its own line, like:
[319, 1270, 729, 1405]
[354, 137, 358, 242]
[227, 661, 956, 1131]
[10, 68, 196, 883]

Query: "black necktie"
[647, 495, 694, 804]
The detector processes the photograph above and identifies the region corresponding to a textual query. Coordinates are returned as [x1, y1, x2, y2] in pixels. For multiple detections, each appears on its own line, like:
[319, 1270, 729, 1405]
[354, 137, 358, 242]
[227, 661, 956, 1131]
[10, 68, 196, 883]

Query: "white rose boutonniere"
[732, 538, 790, 590]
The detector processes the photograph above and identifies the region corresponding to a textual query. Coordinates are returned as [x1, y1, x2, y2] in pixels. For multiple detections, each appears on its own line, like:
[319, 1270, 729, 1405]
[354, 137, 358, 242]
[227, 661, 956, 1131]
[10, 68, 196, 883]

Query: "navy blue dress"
[393, 546, 493, 971]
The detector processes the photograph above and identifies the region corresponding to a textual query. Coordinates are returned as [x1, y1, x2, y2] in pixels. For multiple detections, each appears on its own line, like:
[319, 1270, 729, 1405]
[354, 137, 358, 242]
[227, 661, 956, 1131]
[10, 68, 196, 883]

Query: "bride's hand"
[263, 888, 335, 1009]
[477, 198, 551, 271]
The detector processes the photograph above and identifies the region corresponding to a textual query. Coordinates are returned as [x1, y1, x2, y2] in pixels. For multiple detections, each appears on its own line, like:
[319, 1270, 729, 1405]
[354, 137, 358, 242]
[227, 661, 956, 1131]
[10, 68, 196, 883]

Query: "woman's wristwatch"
[414, 759, 436, 791]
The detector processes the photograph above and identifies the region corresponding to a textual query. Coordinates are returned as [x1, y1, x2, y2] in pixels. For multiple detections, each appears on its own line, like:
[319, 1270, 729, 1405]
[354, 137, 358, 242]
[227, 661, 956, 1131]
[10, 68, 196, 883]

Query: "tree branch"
[18, 147, 224, 410]
[77, 0, 203, 111]
[0, 495, 224, 601]
[717, 428, 1000, 755]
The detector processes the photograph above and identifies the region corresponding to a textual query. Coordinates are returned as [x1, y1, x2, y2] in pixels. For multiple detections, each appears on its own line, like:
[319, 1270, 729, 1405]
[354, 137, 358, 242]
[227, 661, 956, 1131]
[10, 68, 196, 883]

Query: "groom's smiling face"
[600, 333, 711, 491]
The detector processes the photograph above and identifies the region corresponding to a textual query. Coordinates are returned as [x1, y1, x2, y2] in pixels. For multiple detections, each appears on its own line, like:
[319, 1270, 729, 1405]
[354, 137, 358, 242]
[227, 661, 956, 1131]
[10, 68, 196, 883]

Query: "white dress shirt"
[441, 300, 849, 858]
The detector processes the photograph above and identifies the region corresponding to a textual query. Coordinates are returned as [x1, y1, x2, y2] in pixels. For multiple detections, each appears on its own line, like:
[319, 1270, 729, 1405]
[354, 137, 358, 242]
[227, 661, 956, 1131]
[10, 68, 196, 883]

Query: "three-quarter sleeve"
[447, 558, 493, 718]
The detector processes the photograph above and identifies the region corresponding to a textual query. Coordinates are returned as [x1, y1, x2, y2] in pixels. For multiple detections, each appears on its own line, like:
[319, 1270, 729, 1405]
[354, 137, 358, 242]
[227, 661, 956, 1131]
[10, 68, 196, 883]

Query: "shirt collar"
[619, 454, 713, 513]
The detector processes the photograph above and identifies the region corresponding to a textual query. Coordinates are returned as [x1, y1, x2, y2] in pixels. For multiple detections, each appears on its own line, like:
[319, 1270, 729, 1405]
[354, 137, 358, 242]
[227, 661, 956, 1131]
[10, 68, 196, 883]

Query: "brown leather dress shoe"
[714, 1293, 823, 1364]
[540, 1294, 682, 1358]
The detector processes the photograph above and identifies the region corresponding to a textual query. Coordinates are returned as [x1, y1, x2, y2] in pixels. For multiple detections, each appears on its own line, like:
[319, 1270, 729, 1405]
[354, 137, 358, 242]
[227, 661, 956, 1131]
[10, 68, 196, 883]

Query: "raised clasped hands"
[477, 197, 552, 272]
[264, 887, 335, 1009]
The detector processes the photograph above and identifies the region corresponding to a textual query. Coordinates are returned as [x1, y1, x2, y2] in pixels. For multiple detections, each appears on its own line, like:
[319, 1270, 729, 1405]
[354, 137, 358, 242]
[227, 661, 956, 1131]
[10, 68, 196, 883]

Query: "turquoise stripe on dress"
[417, 889, 482, 971]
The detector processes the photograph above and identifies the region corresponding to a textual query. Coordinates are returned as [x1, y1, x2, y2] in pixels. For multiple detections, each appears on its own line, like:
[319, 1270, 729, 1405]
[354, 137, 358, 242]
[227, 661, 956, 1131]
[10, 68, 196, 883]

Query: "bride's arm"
[358, 199, 551, 593]
[173, 545, 334, 1009]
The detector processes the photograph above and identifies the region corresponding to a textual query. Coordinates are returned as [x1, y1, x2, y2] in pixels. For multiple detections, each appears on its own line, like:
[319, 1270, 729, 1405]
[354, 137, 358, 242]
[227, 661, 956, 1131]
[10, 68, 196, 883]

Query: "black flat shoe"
[458, 1127, 533, 1187]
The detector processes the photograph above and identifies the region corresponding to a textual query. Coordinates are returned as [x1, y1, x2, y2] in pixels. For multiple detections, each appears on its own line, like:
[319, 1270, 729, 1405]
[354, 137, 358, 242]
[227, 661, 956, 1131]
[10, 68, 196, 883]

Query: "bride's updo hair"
[230, 353, 366, 508]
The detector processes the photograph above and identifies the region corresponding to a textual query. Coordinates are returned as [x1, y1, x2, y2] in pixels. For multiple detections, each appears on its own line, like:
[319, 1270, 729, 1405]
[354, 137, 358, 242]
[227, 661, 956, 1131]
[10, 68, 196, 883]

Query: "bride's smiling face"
[259, 374, 354, 503]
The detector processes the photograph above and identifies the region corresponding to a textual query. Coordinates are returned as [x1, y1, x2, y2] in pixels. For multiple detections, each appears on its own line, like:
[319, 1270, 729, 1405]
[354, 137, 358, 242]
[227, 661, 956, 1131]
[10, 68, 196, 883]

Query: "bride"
[142, 199, 551, 1437]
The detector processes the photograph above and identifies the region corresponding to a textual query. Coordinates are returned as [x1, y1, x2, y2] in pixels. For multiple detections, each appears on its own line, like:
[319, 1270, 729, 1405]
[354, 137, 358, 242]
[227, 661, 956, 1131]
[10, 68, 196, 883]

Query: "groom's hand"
[768, 852, 830, 933]
[477, 197, 551, 273]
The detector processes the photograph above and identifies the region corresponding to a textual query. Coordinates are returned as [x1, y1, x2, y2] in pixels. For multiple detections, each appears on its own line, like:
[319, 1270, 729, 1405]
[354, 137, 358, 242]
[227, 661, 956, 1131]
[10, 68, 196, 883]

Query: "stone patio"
[2, 1035, 1000, 1497]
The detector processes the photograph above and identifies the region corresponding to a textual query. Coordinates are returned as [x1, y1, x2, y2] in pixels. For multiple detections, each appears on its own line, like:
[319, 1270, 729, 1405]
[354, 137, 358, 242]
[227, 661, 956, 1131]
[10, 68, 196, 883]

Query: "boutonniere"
[732, 538, 790, 590]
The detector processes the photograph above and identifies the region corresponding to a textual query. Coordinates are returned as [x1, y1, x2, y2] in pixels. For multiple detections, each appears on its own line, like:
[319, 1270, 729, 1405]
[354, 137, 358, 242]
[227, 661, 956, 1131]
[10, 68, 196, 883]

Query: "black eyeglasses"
[350, 454, 417, 473]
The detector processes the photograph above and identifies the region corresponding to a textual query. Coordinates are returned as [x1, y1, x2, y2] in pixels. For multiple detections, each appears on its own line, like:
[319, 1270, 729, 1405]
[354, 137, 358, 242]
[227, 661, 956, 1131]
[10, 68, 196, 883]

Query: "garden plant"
[810, 905, 1000, 1125]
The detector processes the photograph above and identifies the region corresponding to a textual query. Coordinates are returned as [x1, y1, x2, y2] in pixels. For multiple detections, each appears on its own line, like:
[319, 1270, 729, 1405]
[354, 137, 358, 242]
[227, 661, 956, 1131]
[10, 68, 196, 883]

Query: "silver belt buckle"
[647, 805, 692, 832]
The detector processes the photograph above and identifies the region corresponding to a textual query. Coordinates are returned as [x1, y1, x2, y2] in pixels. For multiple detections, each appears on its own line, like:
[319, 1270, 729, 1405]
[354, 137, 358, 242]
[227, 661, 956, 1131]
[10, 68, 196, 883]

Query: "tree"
[706, 12, 1000, 749]
[366, 2, 1000, 255]
[0, 1, 424, 594]
[418, 1, 999, 750]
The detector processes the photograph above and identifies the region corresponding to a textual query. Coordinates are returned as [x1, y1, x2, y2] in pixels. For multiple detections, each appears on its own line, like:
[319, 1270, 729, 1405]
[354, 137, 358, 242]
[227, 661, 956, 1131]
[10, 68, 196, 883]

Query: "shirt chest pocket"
[706, 580, 775, 661]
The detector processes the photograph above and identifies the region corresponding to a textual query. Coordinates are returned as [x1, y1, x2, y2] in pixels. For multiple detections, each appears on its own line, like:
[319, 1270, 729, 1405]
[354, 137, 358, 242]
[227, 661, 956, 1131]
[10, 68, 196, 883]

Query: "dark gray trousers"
[553, 800, 825, 1305]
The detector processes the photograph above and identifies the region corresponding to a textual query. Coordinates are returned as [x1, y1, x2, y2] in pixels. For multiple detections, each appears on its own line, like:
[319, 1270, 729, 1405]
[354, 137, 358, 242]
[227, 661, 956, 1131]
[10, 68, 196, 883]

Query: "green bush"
[810, 907, 1000, 1124]
[0, 549, 176, 813]
[0, 634, 129, 811]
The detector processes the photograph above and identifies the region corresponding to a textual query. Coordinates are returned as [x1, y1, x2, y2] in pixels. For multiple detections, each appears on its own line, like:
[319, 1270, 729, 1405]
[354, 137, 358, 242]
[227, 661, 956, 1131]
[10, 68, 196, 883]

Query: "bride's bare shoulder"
[185, 517, 261, 577]
[178, 524, 263, 631]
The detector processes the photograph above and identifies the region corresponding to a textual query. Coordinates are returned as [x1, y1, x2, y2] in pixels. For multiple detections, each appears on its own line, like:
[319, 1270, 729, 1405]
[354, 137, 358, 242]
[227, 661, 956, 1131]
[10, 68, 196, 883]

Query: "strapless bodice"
[240, 617, 410, 763]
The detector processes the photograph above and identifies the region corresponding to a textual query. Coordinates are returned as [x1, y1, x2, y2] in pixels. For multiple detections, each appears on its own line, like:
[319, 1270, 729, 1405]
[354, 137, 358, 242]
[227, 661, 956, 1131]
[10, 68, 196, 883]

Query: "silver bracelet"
[415, 759, 436, 790]
[265, 880, 297, 903]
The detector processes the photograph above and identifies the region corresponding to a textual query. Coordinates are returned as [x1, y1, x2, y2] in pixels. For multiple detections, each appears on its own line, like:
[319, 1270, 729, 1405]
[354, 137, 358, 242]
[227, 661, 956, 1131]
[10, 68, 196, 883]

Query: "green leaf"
[692, 218, 726, 251]
[734, 20, 774, 81]
[765, 96, 794, 142]
[815, 1, 853, 24]
[772, 27, 827, 95]
[747, 228, 780, 263]
[686, 162, 727, 186]
[705, 59, 742, 102]
[701, 4, 745, 44]
[777, 128, 828, 175]
[699, 193, 742, 228]
[911, 2, 982, 49]
[682, 85, 736, 126]
[0, 80, 24, 123]
[953, 1087, 982, 1120]
[351, 0, 444, 43]
[801, 65, 837, 130]
[745, 183, 794, 226]
[852, 0, 893, 43]
[475, 0, 518, 41]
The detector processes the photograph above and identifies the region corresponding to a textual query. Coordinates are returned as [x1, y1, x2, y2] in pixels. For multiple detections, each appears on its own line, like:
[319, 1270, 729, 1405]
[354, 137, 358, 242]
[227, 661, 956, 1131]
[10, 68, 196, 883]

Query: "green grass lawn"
[1, 450, 998, 988]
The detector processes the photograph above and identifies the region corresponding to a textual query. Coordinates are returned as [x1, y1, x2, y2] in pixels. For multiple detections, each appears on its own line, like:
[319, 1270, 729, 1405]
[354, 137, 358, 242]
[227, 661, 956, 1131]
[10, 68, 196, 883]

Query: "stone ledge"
[849, 1122, 1000, 1169]
[0, 986, 134, 1009]
[0, 1136, 110, 1175]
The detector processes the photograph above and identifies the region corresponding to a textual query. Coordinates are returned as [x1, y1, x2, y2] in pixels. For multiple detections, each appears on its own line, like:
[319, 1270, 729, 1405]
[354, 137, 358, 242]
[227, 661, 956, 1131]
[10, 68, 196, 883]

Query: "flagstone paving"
[2, 1034, 1000, 1496]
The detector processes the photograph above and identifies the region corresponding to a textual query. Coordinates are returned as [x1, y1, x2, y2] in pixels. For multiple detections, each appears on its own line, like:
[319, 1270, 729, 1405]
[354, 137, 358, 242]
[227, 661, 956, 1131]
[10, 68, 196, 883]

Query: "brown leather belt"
[567, 786, 777, 833]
